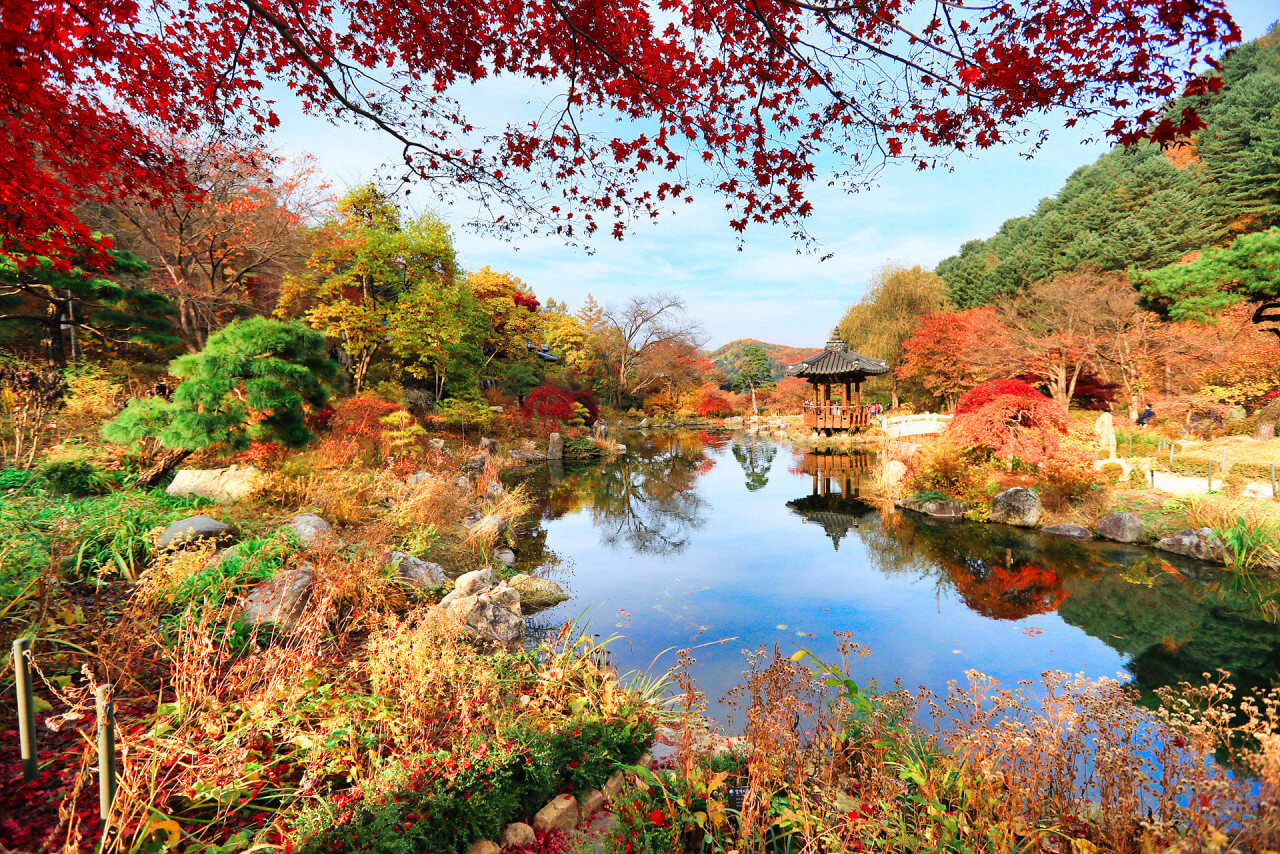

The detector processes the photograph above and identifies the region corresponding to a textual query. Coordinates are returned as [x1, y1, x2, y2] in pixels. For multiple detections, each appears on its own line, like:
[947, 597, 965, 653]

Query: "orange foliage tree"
[899, 307, 1004, 410]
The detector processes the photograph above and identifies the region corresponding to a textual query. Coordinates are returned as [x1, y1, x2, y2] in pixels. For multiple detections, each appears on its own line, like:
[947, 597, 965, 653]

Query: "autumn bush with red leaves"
[696, 391, 735, 417]
[522, 386, 577, 424]
[945, 379, 1070, 465]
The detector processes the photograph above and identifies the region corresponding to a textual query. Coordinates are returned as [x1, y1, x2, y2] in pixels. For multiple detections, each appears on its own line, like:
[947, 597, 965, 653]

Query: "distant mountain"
[709, 339, 821, 384]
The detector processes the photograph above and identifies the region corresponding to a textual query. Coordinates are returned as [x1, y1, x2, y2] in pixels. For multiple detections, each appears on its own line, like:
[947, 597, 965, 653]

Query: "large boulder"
[1096, 512, 1145, 544]
[989, 488, 1042, 527]
[508, 573, 570, 613]
[462, 455, 487, 474]
[1043, 523, 1091, 540]
[441, 585, 525, 648]
[287, 513, 331, 548]
[547, 432, 564, 460]
[242, 565, 314, 629]
[478, 437, 498, 456]
[158, 515, 232, 550]
[493, 546, 517, 566]
[593, 421, 609, 439]
[443, 568, 496, 603]
[468, 514, 509, 541]
[428, 438, 447, 453]
[484, 480, 504, 501]
[1155, 528, 1226, 564]
[389, 552, 448, 588]
[166, 465, 262, 502]
[638, 418, 651, 429]
[723, 416, 744, 430]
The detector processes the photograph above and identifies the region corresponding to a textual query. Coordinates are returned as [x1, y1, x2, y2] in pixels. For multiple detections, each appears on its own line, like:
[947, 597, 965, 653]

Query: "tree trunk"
[891, 375, 899, 410]
[44, 303, 67, 367]
[135, 448, 193, 489]
[1255, 401, 1280, 441]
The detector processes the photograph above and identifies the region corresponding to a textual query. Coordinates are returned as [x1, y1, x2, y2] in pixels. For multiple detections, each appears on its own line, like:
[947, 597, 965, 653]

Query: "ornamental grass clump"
[629, 636, 1280, 853]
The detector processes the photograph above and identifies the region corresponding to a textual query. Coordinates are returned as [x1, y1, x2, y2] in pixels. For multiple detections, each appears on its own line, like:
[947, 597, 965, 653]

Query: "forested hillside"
[938, 24, 1280, 310]
[710, 339, 818, 383]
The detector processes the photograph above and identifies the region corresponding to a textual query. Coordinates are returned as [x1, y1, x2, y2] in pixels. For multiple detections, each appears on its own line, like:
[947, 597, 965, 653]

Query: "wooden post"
[1169, 445, 1174, 468]
[13, 638, 36, 782]
[1271, 463, 1277, 501]
[1207, 463, 1213, 492]
[97, 685, 117, 827]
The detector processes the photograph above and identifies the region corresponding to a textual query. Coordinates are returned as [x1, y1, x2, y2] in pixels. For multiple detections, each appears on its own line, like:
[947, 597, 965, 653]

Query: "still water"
[511, 430, 1280, 724]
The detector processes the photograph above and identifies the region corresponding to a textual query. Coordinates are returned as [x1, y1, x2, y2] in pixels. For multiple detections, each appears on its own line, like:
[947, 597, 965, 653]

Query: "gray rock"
[603, 771, 624, 801]
[166, 465, 262, 502]
[1096, 512, 1145, 544]
[593, 421, 609, 439]
[440, 588, 524, 648]
[406, 469, 434, 489]
[508, 573, 570, 612]
[287, 513, 330, 548]
[158, 515, 231, 550]
[1155, 528, 1226, 564]
[456, 476, 471, 490]
[501, 823, 536, 848]
[428, 438, 446, 452]
[493, 546, 516, 566]
[468, 514, 509, 541]
[390, 552, 448, 587]
[723, 416, 744, 430]
[242, 565, 314, 629]
[461, 508, 482, 529]
[484, 480, 504, 500]
[638, 418, 651, 429]
[895, 497, 967, 519]
[478, 437, 498, 455]
[614, 443, 627, 453]
[547, 432, 564, 460]
[445, 567, 496, 601]
[989, 488, 1043, 527]
[1043, 523, 1091, 540]
[462, 455, 486, 473]
[534, 794, 580, 833]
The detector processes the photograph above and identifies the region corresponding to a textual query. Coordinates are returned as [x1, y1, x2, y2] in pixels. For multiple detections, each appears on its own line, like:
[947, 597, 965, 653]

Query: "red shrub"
[567, 389, 600, 423]
[697, 391, 735, 417]
[945, 385, 1069, 465]
[954, 379, 1044, 416]
[330, 396, 405, 442]
[522, 385, 577, 422]
[1065, 369, 1121, 411]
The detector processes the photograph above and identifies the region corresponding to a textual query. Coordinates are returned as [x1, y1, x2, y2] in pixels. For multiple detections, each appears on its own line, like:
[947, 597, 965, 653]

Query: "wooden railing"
[802, 403, 871, 431]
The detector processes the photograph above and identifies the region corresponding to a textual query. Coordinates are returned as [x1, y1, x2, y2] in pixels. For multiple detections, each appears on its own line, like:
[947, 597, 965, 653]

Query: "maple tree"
[898, 307, 1004, 410]
[90, 138, 326, 350]
[944, 379, 1069, 465]
[4, 0, 1239, 267]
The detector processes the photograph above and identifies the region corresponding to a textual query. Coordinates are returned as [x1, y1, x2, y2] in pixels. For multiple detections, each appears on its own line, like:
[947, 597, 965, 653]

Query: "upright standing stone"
[547, 432, 564, 460]
[478, 437, 498, 455]
[1094, 411, 1117, 460]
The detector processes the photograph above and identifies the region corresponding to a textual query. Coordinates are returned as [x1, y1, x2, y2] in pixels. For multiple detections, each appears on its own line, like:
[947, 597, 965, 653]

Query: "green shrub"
[40, 459, 117, 494]
[0, 468, 33, 490]
[563, 437, 602, 459]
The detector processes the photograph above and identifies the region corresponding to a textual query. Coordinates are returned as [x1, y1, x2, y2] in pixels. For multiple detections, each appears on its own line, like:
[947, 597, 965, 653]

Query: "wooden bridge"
[879, 412, 951, 439]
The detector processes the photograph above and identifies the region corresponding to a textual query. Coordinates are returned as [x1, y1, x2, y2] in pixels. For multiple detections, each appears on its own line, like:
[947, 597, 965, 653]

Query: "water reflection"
[512, 431, 1280, 714]
[785, 452, 876, 550]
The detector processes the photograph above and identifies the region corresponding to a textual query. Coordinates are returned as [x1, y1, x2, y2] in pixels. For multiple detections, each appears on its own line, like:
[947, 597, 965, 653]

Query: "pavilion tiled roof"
[786, 331, 891, 380]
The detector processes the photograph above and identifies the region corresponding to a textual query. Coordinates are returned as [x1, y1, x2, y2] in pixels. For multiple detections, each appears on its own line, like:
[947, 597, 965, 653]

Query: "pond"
[510, 430, 1280, 726]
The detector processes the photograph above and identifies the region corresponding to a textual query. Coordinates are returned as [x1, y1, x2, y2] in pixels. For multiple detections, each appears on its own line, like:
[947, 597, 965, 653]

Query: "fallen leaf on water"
[1022, 627, 1044, 637]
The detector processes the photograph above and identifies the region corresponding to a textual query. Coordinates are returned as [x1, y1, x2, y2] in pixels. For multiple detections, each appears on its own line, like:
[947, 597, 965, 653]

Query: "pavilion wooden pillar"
[843, 382, 852, 406]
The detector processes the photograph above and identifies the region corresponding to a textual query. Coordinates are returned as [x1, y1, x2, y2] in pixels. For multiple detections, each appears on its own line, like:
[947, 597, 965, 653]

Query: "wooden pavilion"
[786, 331, 891, 434]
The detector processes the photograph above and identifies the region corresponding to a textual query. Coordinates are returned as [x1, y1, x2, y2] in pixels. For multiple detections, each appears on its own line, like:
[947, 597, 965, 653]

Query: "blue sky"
[271, 2, 1277, 349]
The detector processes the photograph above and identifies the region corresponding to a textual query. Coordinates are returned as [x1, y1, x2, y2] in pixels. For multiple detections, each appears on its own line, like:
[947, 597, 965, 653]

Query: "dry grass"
[1176, 435, 1280, 468]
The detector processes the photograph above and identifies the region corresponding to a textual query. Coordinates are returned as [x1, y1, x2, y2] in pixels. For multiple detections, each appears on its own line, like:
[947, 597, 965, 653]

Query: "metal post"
[1169, 446, 1175, 468]
[1207, 463, 1213, 492]
[13, 638, 36, 781]
[1271, 463, 1277, 501]
[97, 685, 116, 826]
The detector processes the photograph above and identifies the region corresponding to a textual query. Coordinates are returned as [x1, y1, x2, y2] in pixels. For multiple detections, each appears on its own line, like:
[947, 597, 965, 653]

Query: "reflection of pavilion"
[786, 452, 876, 549]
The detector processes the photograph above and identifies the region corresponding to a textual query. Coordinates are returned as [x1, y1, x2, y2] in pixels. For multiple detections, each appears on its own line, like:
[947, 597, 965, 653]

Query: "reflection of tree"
[512, 432, 712, 557]
[732, 438, 776, 491]
[589, 433, 710, 555]
[881, 512, 1280, 703]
